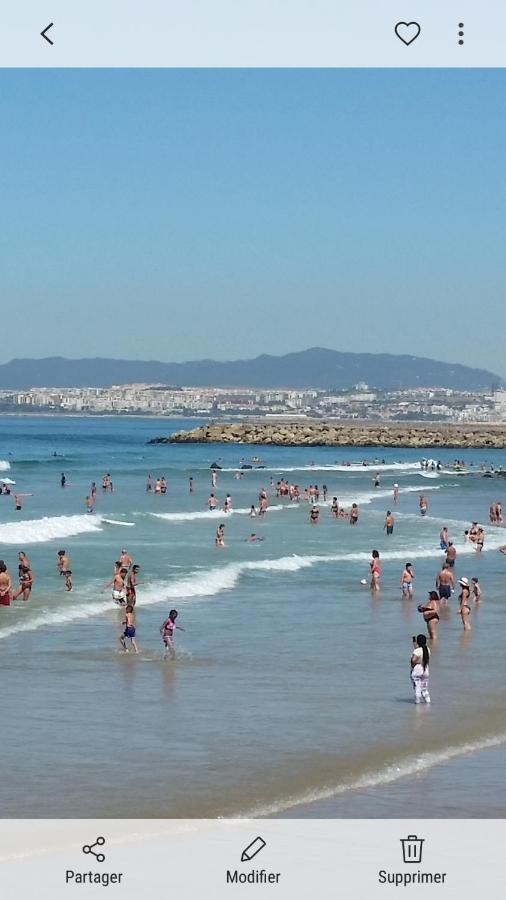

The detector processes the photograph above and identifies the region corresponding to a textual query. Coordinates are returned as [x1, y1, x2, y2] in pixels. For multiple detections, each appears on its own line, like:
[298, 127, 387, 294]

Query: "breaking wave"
[243, 731, 506, 817]
[0, 514, 104, 545]
[1, 530, 504, 641]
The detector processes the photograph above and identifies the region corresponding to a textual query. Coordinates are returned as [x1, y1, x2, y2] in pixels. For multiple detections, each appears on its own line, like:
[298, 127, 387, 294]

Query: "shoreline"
[160, 421, 506, 449]
[274, 741, 506, 819]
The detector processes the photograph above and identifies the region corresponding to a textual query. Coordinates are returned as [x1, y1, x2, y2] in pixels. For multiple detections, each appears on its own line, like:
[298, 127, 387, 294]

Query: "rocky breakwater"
[150, 422, 506, 449]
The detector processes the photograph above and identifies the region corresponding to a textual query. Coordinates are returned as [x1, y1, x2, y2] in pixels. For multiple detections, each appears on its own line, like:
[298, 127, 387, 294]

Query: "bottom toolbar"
[0, 819, 501, 897]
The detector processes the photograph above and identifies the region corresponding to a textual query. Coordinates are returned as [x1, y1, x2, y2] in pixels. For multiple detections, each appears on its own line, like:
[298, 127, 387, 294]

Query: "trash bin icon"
[401, 835, 424, 864]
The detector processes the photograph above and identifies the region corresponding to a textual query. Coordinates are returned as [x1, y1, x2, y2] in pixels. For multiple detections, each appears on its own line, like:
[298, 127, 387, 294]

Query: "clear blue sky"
[1, 69, 505, 372]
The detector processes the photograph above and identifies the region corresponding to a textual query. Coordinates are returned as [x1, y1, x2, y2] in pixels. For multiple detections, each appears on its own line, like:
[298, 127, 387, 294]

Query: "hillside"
[0, 348, 500, 391]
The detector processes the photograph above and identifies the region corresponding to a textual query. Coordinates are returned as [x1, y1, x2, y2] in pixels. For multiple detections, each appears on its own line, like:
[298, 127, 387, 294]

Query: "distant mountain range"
[0, 349, 501, 391]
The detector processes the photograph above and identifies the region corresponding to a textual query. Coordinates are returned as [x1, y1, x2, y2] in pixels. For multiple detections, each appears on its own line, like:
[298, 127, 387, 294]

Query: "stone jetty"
[150, 422, 506, 449]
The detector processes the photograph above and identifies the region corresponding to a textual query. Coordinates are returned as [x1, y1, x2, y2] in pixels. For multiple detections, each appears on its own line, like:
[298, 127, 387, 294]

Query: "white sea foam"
[1, 531, 501, 642]
[0, 460, 11, 471]
[0, 514, 104, 545]
[219, 462, 422, 473]
[242, 731, 506, 817]
[149, 505, 285, 522]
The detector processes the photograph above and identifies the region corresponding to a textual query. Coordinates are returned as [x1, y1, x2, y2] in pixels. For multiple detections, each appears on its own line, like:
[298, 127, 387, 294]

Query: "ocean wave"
[149, 504, 286, 522]
[0, 460, 11, 471]
[218, 462, 422, 473]
[145, 485, 440, 523]
[1, 531, 502, 641]
[243, 731, 506, 817]
[0, 514, 103, 545]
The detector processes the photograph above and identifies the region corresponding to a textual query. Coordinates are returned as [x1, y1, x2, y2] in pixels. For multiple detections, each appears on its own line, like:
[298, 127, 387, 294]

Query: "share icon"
[82, 836, 106, 862]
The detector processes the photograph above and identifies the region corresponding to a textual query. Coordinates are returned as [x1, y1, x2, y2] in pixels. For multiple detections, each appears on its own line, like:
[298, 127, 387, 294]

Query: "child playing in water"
[472, 577, 481, 602]
[119, 605, 138, 653]
[160, 609, 184, 660]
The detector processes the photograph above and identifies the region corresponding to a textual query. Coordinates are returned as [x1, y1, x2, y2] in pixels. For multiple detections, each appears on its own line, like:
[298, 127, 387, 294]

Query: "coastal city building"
[0, 383, 499, 422]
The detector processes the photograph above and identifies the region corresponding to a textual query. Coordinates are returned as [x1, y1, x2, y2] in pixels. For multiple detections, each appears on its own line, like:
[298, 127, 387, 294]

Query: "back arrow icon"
[41, 23, 54, 45]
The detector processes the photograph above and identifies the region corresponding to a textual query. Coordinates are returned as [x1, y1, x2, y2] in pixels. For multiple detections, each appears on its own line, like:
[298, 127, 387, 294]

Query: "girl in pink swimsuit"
[160, 609, 184, 660]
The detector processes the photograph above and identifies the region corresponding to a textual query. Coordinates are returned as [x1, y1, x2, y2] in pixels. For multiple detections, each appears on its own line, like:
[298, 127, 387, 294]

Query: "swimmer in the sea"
[246, 533, 264, 542]
[215, 524, 225, 548]
[119, 605, 138, 653]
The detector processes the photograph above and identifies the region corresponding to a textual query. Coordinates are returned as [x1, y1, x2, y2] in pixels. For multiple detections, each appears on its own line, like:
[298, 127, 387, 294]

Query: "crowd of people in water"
[0, 461, 504, 696]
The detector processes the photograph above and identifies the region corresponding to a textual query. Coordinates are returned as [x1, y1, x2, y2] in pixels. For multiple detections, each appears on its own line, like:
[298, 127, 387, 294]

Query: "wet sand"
[276, 743, 506, 818]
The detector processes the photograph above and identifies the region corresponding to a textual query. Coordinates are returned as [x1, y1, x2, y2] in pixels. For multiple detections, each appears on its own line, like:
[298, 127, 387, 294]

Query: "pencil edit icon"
[241, 836, 266, 862]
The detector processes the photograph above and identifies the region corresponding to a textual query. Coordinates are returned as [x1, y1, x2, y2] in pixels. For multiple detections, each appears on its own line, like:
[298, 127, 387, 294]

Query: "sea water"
[0, 415, 505, 818]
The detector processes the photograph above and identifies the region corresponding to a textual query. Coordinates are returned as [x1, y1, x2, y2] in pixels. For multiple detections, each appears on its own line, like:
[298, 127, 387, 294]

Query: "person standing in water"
[445, 542, 457, 569]
[160, 609, 184, 660]
[439, 526, 449, 551]
[393, 483, 399, 503]
[12, 562, 34, 602]
[215, 524, 225, 548]
[436, 562, 454, 604]
[369, 550, 381, 591]
[383, 511, 395, 536]
[458, 577, 472, 631]
[410, 634, 431, 704]
[472, 577, 481, 602]
[102, 567, 128, 604]
[189, 476, 193, 493]
[119, 605, 138, 653]
[309, 506, 320, 525]
[61, 473, 66, 488]
[0, 561, 12, 606]
[400, 563, 415, 599]
[418, 591, 440, 640]
[419, 495, 428, 516]
[126, 565, 142, 607]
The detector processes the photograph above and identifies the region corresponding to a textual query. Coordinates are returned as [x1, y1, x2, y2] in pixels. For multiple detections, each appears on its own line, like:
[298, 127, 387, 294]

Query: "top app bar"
[4, 0, 506, 67]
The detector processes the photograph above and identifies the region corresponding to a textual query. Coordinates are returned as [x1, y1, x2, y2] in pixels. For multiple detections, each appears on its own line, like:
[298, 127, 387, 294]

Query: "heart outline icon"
[395, 21, 421, 45]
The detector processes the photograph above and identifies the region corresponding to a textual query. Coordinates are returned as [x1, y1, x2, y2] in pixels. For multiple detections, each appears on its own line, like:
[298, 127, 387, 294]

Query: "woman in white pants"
[410, 634, 431, 704]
